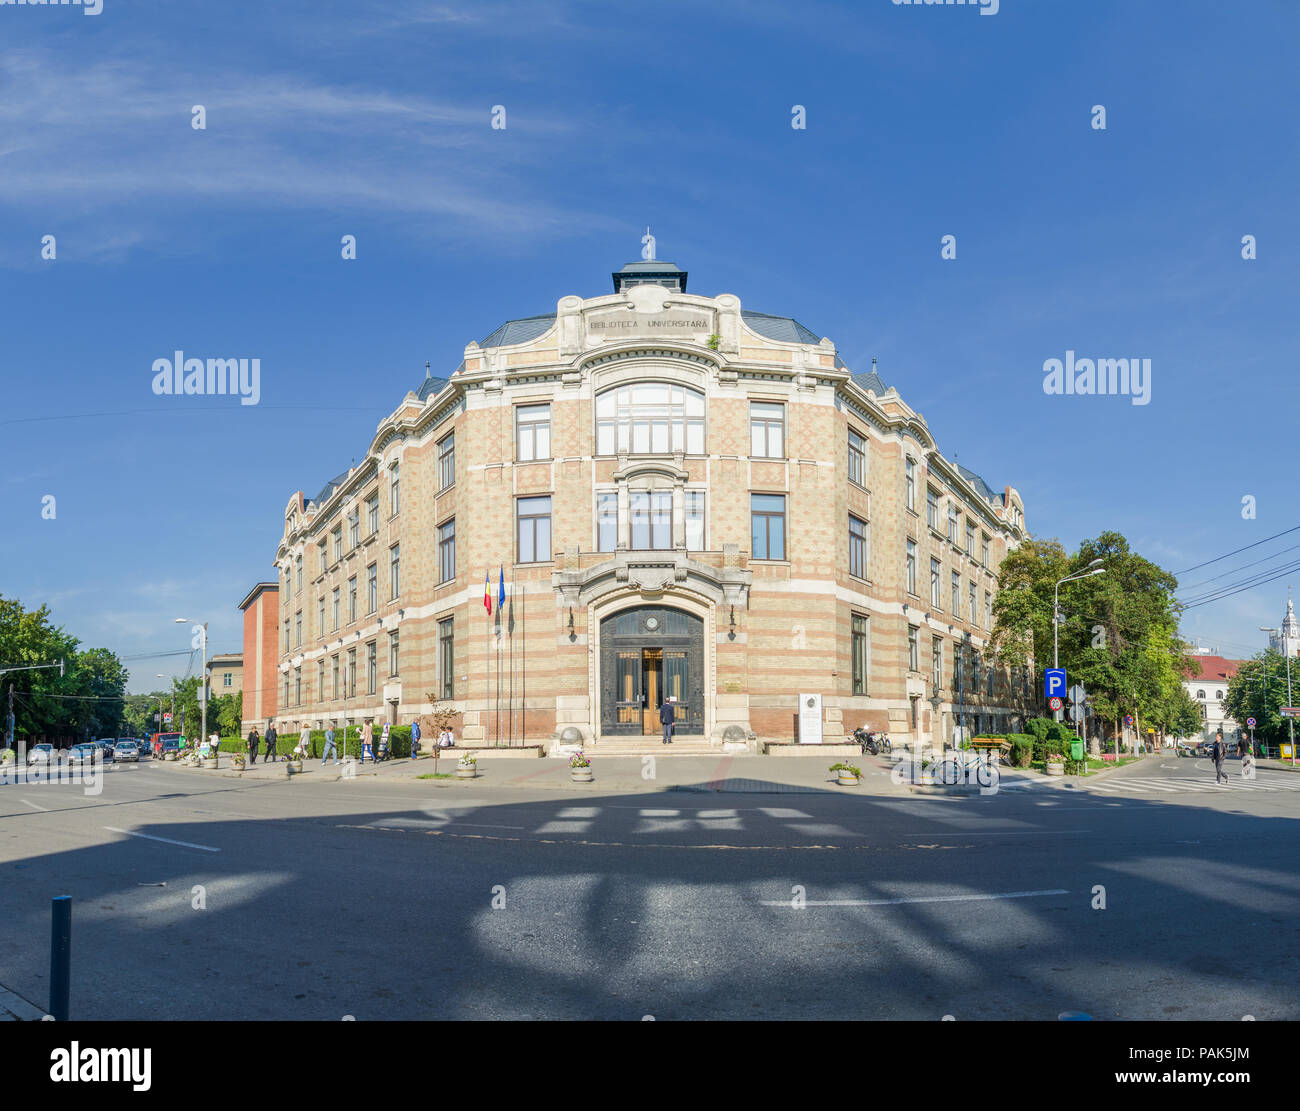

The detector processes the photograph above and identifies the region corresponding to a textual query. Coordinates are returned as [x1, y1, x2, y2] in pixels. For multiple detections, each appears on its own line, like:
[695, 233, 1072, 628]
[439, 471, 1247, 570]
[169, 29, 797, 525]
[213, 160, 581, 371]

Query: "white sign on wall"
[799, 693, 823, 744]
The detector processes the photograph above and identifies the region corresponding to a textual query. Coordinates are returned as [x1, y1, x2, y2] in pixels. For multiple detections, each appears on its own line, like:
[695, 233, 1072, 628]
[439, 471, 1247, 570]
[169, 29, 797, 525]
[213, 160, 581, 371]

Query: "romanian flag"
[483, 570, 492, 616]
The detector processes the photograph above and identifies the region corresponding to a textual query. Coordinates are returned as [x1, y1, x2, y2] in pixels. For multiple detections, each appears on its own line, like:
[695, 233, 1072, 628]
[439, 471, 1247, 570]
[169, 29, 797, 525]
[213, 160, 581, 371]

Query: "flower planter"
[836, 773, 860, 786]
[203, 757, 217, 769]
[1045, 761, 1065, 777]
[455, 766, 477, 779]
[289, 761, 303, 774]
[165, 752, 178, 762]
[570, 769, 594, 783]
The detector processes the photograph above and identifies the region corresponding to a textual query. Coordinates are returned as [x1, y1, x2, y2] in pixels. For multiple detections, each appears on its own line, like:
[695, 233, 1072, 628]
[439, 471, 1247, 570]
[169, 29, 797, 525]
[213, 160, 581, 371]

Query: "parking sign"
[1044, 669, 1066, 699]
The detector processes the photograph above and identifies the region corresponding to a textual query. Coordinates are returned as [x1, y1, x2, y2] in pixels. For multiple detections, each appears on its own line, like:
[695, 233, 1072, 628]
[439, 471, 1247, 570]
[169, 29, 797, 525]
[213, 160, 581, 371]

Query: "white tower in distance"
[1267, 590, 1300, 658]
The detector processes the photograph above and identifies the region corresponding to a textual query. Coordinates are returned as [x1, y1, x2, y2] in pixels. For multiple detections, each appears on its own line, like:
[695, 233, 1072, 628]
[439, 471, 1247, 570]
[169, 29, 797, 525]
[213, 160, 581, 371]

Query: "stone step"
[590, 738, 719, 756]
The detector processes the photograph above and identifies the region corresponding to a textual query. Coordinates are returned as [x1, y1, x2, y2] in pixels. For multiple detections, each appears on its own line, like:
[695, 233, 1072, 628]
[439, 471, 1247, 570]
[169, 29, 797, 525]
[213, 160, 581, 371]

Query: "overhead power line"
[1172, 524, 1300, 577]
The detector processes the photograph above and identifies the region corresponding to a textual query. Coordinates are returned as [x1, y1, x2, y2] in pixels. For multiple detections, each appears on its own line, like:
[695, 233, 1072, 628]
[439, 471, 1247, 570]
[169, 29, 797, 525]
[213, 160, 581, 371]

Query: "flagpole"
[484, 569, 491, 751]
[509, 571, 515, 747]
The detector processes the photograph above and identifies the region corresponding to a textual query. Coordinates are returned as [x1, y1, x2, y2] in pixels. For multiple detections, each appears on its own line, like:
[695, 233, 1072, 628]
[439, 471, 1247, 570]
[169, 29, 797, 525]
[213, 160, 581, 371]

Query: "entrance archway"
[598, 605, 705, 736]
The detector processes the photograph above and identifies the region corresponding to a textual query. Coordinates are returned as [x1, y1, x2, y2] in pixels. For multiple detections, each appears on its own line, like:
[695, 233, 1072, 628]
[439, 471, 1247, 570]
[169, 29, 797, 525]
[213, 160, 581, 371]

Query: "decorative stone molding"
[553, 548, 751, 608]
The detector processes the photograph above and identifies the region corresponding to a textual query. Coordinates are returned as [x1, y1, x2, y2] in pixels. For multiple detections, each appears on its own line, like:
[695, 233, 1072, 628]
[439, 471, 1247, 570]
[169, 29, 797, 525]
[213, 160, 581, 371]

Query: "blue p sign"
[1045, 669, 1066, 698]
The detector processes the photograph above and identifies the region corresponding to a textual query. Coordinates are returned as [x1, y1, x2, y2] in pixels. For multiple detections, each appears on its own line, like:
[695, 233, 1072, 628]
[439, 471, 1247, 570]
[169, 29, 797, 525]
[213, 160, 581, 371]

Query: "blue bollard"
[49, 895, 70, 1021]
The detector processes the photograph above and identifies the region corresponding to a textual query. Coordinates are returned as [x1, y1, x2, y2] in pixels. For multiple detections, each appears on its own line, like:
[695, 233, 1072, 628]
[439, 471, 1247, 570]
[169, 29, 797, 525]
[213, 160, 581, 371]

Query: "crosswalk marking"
[1088, 775, 1300, 795]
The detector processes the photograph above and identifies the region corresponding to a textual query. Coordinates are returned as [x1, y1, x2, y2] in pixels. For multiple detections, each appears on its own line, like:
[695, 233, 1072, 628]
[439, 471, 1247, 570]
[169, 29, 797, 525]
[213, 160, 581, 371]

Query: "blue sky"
[1, 0, 1296, 690]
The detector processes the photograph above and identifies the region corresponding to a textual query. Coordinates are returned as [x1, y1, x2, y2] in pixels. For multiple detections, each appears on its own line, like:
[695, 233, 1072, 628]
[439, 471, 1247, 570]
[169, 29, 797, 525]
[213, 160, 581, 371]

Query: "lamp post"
[175, 618, 208, 751]
[1054, 560, 1105, 723]
[1260, 626, 1294, 765]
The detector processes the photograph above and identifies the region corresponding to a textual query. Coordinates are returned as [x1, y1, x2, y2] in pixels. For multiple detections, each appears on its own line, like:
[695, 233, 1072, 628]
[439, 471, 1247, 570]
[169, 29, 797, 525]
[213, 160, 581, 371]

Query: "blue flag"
[498, 564, 506, 608]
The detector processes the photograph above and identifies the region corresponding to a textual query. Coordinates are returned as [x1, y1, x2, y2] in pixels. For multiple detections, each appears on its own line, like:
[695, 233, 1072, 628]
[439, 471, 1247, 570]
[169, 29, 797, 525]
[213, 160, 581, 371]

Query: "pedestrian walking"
[361, 719, 375, 763]
[248, 727, 260, 764]
[1213, 731, 1227, 784]
[321, 724, 338, 765]
[410, 718, 421, 761]
[1237, 734, 1248, 759]
[296, 726, 312, 760]
[265, 724, 278, 763]
[379, 720, 391, 760]
[659, 696, 676, 745]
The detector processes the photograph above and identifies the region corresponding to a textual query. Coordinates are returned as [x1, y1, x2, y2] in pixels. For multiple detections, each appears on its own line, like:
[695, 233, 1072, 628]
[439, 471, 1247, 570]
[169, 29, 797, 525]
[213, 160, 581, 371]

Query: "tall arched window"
[596, 382, 704, 455]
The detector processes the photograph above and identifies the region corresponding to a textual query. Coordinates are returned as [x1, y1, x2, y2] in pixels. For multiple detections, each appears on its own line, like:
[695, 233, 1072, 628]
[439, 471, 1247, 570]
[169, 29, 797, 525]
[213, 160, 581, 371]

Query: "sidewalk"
[0, 982, 44, 1021]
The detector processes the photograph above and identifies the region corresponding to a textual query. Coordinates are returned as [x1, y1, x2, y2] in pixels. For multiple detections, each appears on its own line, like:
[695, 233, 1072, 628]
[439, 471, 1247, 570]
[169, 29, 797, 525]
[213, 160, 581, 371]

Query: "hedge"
[219, 726, 417, 760]
[1006, 733, 1035, 768]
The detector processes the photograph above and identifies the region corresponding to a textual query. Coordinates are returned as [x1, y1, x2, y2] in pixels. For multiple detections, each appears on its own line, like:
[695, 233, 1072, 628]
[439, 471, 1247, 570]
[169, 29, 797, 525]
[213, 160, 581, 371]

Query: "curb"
[0, 983, 45, 1022]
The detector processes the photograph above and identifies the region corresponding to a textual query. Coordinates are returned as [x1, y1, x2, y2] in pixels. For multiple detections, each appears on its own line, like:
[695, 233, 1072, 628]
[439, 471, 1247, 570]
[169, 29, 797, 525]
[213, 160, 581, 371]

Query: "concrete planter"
[1045, 761, 1065, 777]
[455, 766, 477, 779]
[570, 769, 594, 783]
[289, 760, 303, 774]
[836, 773, 860, 787]
[203, 757, 217, 769]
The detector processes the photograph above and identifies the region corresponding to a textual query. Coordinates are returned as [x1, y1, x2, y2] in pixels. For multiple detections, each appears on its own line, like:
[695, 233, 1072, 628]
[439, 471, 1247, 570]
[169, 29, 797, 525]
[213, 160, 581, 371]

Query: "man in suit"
[1212, 730, 1227, 784]
[660, 697, 676, 745]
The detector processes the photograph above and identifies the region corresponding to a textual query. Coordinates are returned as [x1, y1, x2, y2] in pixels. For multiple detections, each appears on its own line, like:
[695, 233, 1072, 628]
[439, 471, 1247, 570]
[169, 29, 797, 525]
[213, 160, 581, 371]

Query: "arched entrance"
[599, 605, 705, 736]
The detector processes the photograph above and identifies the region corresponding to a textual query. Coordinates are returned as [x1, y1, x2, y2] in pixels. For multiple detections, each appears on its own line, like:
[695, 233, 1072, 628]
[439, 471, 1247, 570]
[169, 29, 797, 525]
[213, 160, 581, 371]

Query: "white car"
[114, 740, 140, 762]
[26, 743, 54, 765]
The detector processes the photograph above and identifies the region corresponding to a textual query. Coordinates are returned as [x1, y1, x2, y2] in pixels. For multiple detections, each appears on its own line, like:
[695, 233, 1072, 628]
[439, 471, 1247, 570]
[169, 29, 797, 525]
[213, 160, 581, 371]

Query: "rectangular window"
[318, 540, 327, 576]
[982, 534, 991, 566]
[932, 638, 943, 692]
[596, 383, 704, 455]
[987, 660, 996, 696]
[439, 518, 456, 582]
[317, 661, 324, 701]
[283, 618, 289, 653]
[750, 494, 786, 560]
[849, 515, 867, 578]
[905, 458, 916, 512]
[367, 563, 377, 614]
[223, 673, 231, 688]
[438, 433, 455, 491]
[439, 617, 454, 700]
[905, 539, 917, 595]
[388, 630, 399, 677]
[930, 558, 942, 607]
[927, 488, 939, 531]
[366, 641, 377, 695]
[347, 649, 356, 698]
[331, 588, 339, 631]
[969, 581, 977, 624]
[347, 576, 357, 623]
[966, 521, 976, 555]
[685, 491, 705, 551]
[851, 614, 868, 695]
[390, 543, 400, 599]
[366, 493, 379, 536]
[908, 625, 919, 672]
[295, 555, 302, 594]
[951, 571, 960, 615]
[955, 645, 964, 691]
[348, 510, 359, 550]
[317, 597, 324, 639]
[848, 428, 866, 486]
[294, 668, 301, 707]
[985, 591, 992, 630]
[332, 527, 342, 563]
[948, 504, 959, 544]
[749, 401, 785, 458]
[389, 462, 400, 516]
[331, 655, 339, 700]
[596, 492, 618, 552]
[294, 610, 302, 648]
[632, 491, 673, 551]
[516, 404, 551, 462]
[517, 496, 552, 563]
[973, 652, 982, 694]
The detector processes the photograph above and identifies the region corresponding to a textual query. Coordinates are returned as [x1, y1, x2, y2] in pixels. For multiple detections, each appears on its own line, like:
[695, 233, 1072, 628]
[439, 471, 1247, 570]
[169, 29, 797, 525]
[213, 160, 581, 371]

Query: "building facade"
[1181, 653, 1243, 742]
[207, 653, 243, 698]
[237, 582, 278, 734]
[268, 259, 1028, 752]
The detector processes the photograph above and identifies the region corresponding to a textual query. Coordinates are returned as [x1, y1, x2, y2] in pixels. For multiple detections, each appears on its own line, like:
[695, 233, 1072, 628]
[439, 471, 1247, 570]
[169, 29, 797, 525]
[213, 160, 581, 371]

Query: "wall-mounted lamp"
[728, 605, 736, 641]
[568, 608, 576, 642]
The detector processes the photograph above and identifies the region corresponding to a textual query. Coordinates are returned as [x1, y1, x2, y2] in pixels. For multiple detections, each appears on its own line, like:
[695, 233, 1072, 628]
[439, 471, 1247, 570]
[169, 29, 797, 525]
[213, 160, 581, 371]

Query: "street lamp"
[176, 618, 209, 753]
[1260, 625, 1294, 765]
[1054, 560, 1106, 724]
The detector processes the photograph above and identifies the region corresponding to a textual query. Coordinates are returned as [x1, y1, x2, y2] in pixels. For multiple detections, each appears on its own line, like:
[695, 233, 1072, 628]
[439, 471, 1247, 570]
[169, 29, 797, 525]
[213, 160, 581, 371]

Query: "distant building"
[1182, 654, 1244, 741]
[237, 583, 279, 737]
[1266, 596, 1300, 659]
[207, 653, 243, 697]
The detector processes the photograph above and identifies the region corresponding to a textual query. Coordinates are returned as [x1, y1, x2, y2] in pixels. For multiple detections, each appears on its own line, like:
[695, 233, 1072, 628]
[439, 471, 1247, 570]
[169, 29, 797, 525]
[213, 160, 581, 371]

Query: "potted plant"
[1045, 751, 1066, 777]
[830, 762, 862, 786]
[455, 752, 477, 779]
[569, 750, 593, 782]
[231, 751, 246, 771]
[203, 749, 218, 769]
[289, 752, 304, 774]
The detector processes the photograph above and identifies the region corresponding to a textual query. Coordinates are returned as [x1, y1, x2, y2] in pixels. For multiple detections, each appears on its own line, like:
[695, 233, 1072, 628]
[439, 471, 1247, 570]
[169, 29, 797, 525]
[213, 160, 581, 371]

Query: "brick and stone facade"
[267, 259, 1029, 753]
[237, 582, 278, 738]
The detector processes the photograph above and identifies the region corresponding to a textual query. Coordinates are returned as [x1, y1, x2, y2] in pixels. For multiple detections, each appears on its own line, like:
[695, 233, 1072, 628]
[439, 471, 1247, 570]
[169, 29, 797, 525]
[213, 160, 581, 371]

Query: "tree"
[1226, 650, 1294, 746]
[989, 531, 1190, 747]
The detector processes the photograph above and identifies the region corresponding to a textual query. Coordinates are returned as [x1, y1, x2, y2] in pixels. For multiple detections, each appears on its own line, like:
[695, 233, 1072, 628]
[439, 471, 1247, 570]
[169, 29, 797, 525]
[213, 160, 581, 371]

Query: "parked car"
[114, 740, 139, 762]
[68, 742, 99, 764]
[153, 734, 183, 758]
[26, 743, 54, 765]
[96, 739, 116, 762]
[132, 738, 150, 758]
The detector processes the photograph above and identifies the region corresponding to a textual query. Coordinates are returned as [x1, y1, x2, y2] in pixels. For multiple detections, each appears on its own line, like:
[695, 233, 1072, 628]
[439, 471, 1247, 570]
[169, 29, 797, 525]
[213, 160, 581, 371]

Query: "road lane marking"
[19, 798, 49, 812]
[103, 827, 220, 852]
[760, 888, 1069, 907]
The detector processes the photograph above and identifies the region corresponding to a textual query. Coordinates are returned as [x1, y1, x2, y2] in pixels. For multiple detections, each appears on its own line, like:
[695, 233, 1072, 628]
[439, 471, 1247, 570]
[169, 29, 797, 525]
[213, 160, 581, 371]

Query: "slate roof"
[741, 310, 822, 346]
[478, 314, 556, 349]
[956, 463, 1002, 505]
[850, 368, 888, 395]
[416, 375, 449, 402]
[311, 469, 351, 507]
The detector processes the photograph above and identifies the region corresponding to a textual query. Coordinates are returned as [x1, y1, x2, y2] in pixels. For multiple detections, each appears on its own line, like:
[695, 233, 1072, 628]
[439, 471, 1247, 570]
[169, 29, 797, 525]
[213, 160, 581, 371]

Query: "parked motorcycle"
[853, 727, 881, 756]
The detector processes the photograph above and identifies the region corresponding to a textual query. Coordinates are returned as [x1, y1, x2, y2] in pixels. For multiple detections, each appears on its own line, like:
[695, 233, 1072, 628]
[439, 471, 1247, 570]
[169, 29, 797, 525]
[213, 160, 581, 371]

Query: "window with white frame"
[438, 433, 455, 491]
[927, 488, 939, 531]
[596, 383, 704, 455]
[951, 571, 960, 615]
[389, 462, 400, 516]
[751, 494, 786, 560]
[685, 491, 705, 551]
[347, 577, 357, 624]
[516, 404, 551, 462]
[905, 457, 916, 511]
[632, 491, 672, 551]
[852, 614, 868, 695]
[849, 515, 868, 579]
[966, 520, 976, 555]
[517, 497, 551, 563]
[749, 401, 784, 458]
[905, 539, 917, 594]
[932, 638, 943, 692]
[439, 518, 456, 582]
[596, 492, 618, 552]
[930, 557, 942, 607]
[848, 428, 867, 486]
[908, 625, 919, 672]
[390, 543, 400, 599]
[947, 503, 959, 544]
[968, 581, 977, 624]
[367, 563, 377, 614]
[366, 493, 379, 536]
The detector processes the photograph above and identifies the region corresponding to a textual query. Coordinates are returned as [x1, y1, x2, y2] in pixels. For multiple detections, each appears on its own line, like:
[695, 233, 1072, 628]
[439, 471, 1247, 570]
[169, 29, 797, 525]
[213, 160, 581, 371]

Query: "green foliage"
[1225, 651, 1293, 745]
[230, 725, 414, 760]
[1006, 734, 1035, 767]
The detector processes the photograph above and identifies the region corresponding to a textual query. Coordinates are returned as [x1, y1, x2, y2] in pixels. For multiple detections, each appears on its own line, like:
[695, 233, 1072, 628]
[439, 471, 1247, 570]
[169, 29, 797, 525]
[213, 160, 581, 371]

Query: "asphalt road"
[1, 754, 1296, 1020]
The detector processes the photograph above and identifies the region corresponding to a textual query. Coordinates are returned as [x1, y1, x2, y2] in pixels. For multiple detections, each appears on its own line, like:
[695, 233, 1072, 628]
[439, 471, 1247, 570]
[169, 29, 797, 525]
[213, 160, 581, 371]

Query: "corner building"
[271, 259, 1028, 753]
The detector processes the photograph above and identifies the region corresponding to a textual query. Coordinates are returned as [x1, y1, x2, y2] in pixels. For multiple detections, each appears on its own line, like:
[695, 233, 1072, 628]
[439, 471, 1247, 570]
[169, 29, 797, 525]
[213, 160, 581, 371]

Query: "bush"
[219, 725, 413, 760]
[1006, 734, 1035, 768]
